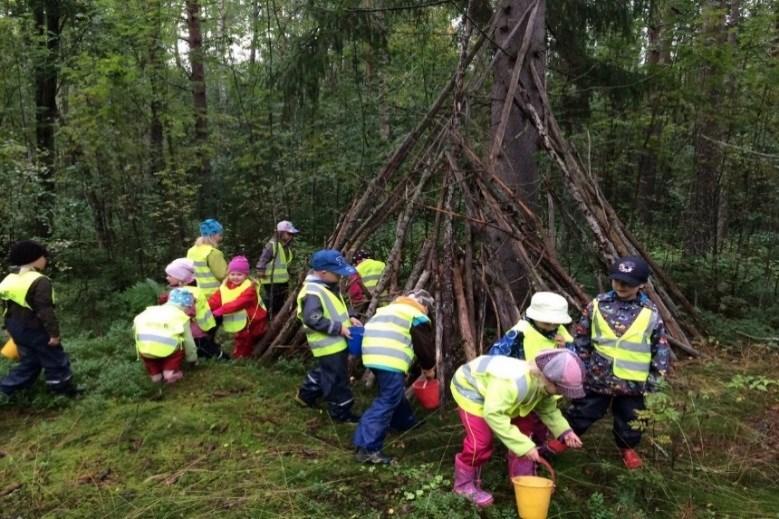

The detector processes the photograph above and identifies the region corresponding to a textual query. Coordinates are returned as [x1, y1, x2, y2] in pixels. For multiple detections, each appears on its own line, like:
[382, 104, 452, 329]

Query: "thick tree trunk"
[32, 0, 61, 238]
[148, 0, 165, 175]
[186, 0, 212, 214]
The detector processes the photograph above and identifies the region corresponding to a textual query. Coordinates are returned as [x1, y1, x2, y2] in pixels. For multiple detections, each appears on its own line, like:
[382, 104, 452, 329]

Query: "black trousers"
[261, 283, 288, 317]
[298, 349, 354, 420]
[564, 392, 646, 449]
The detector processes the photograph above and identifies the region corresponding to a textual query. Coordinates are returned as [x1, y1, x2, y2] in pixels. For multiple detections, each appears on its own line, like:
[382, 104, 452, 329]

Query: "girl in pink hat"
[208, 256, 267, 358]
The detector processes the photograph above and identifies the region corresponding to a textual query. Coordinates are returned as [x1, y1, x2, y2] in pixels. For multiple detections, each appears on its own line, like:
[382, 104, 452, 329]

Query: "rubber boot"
[507, 453, 536, 479]
[453, 457, 494, 508]
[163, 370, 184, 384]
[621, 448, 643, 469]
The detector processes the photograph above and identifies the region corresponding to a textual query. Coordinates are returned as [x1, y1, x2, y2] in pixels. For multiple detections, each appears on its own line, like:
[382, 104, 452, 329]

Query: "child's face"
[611, 279, 642, 300]
[534, 321, 558, 332]
[31, 256, 48, 270]
[166, 274, 184, 286]
[317, 270, 340, 283]
[228, 271, 248, 284]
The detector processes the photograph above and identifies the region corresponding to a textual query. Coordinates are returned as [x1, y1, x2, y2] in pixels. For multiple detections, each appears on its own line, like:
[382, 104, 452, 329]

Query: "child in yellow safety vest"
[133, 288, 198, 384]
[162, 258, 227, 360]
[186, 219, 228, 298]
[294, 249, 363, 423]
[561, 256, 671, 470]
[450, 350, 585, 508]
[208, 256, 267, 359]
[487, 291, 574, 474]
[0, 240, 80, 398]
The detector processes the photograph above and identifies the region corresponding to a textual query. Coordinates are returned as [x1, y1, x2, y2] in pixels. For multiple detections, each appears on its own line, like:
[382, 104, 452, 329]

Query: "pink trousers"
[455, 408, 550, 470]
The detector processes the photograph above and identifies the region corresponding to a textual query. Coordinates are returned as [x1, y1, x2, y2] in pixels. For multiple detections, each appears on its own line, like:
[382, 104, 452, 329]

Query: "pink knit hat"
[228, 255, 250, 274]
[165, 258, 195, 284]
[535, 349, 586, 399]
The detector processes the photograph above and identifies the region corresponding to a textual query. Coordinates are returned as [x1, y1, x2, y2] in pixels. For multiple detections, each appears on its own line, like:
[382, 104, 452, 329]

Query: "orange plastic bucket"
[511, 458, 556, 519]
[412, 377, 440, 409]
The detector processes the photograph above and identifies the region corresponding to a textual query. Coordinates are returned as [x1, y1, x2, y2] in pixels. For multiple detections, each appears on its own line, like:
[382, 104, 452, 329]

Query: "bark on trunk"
[186, 0, 212, 214]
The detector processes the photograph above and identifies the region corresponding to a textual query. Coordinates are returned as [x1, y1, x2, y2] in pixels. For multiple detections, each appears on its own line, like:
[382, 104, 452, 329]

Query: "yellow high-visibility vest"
[260, 240, 292, 285]
[362, 301, 426, 373]
[509, 319, 573, 362]
[179, 286, 216, 331]
[591, 300, 656, 382]
[134, 304, 190, 358]
[187, 244, 221, 297]
[355, 259, 386, 290]
[219, 279, 258, 333]
[0, 271, 45, 309]
[296, 277, 349, 357]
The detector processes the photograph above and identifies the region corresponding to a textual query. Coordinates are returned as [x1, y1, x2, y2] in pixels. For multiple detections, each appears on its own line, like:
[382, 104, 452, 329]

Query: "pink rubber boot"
[453, 457, 494, 508]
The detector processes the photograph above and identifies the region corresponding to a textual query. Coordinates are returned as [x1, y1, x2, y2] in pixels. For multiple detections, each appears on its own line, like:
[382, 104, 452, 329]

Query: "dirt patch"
[749, 403, 779, 465]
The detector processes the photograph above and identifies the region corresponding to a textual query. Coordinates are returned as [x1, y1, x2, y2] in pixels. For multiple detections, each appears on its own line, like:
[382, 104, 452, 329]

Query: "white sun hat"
[525, 292, 572, 324]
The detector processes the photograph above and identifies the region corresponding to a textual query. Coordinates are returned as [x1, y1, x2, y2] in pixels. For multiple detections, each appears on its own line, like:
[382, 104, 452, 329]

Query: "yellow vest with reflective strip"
[296, 277, 349, 357]
[134, 304, 190, 358]
[219, 279, 260, 333]
[450, 355, 541, 418]
[355, 259, 386, 290]
[509, 320, 573, 362]
[591, 300, 656, 382]
[187, 244, 221, 296]
[260, 240, 292, 285]
[179, 286, 216, 331]
[362, 302, 426, 373]
[0, 271, 46, 309]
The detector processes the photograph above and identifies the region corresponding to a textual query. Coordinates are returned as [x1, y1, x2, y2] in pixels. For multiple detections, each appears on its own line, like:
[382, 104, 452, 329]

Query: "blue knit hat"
[199, 219, 224, 237]
[168, 288, 195, 308]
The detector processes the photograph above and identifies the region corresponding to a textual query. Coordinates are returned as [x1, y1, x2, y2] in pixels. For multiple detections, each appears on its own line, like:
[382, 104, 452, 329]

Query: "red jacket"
[208, 280, 267, 326]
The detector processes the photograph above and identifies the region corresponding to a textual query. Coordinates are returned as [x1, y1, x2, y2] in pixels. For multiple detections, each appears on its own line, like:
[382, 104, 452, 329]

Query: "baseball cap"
[608, 256, 650, 287]
[277, 220, 300, 234]
[310, 249, 356, 276]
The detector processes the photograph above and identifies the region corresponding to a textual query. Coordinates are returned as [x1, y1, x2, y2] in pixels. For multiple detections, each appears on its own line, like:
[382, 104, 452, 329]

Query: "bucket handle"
[537, 458, 557, 490]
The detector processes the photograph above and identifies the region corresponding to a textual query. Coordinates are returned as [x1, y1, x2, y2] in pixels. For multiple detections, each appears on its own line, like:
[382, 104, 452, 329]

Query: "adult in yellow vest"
[345, 249, 387, 312]
[487, 291, 573, 474]
[352, 289, 436, 465]
[450, 350, 585, 508]
[564, 256, 671, 470]
[294, 249, 363, 423]
[163, 258, 227, 360]
[133, 288, 198, 384]
[186, 219, 227, 298]
[0, 240, 79, 398]
[256, 220, 299, 317]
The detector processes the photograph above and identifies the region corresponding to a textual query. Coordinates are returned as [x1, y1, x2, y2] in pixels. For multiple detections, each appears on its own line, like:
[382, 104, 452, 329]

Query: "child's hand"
[48, 336, 61, 346]
[562, 431, 583, 448]
[212, 307, 224, 317]
[340, 323, 352, 339]
[554, 334, 566, 348]
[350, 317, 363, 327]
[523, 448, 542, 463]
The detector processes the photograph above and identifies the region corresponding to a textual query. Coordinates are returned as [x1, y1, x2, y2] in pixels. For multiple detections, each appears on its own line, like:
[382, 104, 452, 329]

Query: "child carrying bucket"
[488, 292, 573, 461]
[450, 350, 585, 508]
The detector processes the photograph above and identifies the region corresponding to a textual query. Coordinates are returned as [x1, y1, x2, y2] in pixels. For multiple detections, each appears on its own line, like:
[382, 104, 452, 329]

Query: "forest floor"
[0, 327, 778, 519]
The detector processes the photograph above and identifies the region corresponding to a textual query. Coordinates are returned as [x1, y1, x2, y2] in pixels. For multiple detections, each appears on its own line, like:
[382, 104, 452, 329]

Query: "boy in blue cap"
[559, 256, 671, 469]
[295, 249, 363, 423]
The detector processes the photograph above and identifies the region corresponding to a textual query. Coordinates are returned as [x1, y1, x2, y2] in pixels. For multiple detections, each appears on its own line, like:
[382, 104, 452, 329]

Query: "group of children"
[0, 222, 670, 510]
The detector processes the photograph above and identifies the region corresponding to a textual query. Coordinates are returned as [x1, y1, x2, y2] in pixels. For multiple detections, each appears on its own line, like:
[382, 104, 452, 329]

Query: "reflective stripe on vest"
[591, 300, 656, 382]
[362, 302, 425, 373]
[180, 286, 216, 331]
[219, 279, 254, 333]
[260, 240, 291, 285]
[451, 355, 529, 407]
[509, 320, 573, 362]
[355, 259, 386, 290]
[134, 305, 190, 358]
[0, 271, 45, 309]
[296, 277, 349, 357]
[187, 245, 221, 296]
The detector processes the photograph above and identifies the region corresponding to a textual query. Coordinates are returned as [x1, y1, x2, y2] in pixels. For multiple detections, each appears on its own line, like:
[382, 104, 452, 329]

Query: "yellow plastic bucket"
[1, 338, 19, 361]
[511, 458, 556, 519]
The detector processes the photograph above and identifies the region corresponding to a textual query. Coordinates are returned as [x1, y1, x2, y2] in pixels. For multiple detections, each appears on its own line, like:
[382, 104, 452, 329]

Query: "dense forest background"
[1, 0, 777, 337]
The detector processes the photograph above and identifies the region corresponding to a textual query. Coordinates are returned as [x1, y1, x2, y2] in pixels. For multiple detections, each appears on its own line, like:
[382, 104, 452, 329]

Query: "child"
[133, 288, 198, 384]
[450, 350, 585, 508]
[0, 240, 79, 397]
[187, 219, 227, 298]
[563, 256, 671, 469]
[256, 220, 300, 317]
[353, 289, 436, 465]
[208, 256, 267, 359]
[488, 291, 573, 456]
[163, 258, 227, 360]
[295, 249, 362, 423]
[345, 249, 387, 313]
